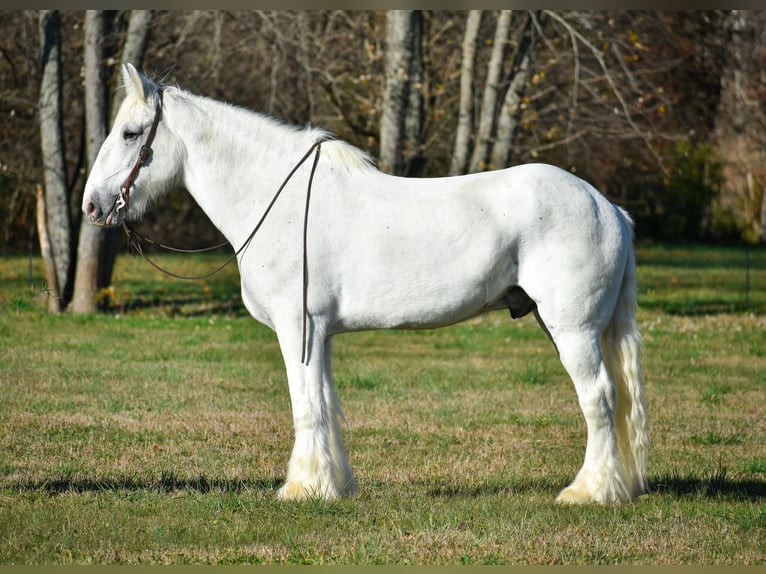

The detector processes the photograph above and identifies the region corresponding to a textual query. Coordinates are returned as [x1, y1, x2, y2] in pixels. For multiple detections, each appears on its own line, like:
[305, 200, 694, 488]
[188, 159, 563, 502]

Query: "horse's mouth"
[103, 208, 124, 227]
[87, 200, 124, 228]
[99, 193, 127, 227]
[84, 190, 127, 228]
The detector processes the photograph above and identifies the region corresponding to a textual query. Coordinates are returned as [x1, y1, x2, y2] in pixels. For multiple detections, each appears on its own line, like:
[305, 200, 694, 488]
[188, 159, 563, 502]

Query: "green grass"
[0, 244, 764, 564]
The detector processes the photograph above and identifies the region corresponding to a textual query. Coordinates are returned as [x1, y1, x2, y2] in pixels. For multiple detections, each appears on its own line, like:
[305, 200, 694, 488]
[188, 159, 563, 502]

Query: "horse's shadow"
[15, 473, 281, 497]
[10, 472, 766, 502]
[650, 473, 766, 501]
[425, 474, 766, 502]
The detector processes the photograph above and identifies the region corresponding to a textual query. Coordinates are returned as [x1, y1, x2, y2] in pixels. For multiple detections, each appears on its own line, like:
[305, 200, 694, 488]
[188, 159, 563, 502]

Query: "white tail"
[601, 213, 649, 498]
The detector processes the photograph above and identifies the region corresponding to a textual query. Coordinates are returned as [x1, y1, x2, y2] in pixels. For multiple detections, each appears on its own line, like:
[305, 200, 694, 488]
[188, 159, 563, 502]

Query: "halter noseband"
[116, 88, 164, 216]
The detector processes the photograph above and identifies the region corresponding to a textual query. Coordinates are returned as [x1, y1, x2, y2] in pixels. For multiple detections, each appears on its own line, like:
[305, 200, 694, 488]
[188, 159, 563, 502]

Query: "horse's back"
[313, 162, 630, 333]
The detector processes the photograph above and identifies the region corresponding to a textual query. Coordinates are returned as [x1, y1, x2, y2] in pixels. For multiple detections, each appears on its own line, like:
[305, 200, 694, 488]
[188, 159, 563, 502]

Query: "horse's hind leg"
[547, 327, 633, 504]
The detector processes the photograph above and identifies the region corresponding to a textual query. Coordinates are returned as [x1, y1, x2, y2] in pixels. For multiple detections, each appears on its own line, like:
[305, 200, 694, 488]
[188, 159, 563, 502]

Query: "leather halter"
[117, 89, 164, 216]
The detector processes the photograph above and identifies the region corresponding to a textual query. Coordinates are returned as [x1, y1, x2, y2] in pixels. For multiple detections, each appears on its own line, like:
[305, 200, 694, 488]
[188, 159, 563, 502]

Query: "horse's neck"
[167, 90, 320, 248]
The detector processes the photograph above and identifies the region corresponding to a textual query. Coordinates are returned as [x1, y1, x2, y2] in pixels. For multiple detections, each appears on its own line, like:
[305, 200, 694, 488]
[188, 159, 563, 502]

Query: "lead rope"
[301, 142, 321, 365]
[122, 139, 324, 363]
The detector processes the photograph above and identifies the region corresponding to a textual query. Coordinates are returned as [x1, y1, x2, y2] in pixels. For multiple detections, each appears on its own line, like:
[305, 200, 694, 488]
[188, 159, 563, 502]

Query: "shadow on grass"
[13, 471, 766, 503]
[101, 295, 246, 317]
[14, 472, 283, 496]
[425, 476, 565, 499]
[651, 473, 766, 501]
[425, 473, 766, 502]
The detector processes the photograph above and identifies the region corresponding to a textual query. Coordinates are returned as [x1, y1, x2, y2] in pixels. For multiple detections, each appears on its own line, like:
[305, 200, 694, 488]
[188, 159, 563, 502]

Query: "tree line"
[1, 10, 765, 313]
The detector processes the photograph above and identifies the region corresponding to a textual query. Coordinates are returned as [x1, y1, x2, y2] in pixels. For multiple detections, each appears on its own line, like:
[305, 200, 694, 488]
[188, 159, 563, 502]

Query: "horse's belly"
[331, 252, 514, 332]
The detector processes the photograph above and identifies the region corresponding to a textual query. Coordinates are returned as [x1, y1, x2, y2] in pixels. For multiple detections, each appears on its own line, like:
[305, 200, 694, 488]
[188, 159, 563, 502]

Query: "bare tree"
[534, 11, 669, 172]
[5, 10, 756, 254]
[403, 11, 424, 176]
[71, 10, 154, 312]
[468, 10, 512, 173]
[490, 11, 537, 170]
[449, 10, 482, 176]
[71, 10, 108, 313]
[379, 10, 423, 175]
[38, 10, 72, 312]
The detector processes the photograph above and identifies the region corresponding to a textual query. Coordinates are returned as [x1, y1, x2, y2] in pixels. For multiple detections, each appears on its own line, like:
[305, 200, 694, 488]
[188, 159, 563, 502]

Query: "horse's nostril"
[85, 200, 101, 219]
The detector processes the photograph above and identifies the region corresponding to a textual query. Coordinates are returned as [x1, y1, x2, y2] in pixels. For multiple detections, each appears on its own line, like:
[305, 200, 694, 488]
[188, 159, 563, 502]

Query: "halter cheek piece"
[116, 89, 164, 216]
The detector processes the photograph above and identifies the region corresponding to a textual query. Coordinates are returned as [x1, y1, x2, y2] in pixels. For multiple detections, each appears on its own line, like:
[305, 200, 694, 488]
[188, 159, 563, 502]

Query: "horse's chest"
[238, 284, 271, 328]
[237, 256, 302, 329]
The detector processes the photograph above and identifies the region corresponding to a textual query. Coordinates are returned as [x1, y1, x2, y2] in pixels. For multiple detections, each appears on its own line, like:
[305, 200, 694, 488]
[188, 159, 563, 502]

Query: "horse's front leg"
[276, 327, 356, 501]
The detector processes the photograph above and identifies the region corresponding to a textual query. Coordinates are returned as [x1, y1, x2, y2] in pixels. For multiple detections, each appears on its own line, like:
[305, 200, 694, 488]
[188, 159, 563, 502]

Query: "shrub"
[620, 139, 722, 242]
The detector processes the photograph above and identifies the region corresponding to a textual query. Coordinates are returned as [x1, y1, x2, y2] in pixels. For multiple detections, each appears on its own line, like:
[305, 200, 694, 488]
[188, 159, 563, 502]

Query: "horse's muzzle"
[83, 196, 123, 227]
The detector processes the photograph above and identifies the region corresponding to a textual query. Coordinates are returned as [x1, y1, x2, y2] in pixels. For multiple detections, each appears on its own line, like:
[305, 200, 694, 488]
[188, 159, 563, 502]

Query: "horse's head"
[83, 63, 182, 227]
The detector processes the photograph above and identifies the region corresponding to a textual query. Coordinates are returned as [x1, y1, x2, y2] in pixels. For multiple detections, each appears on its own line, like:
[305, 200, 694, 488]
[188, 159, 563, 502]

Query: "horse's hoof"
[556, 484, 598, 505]
[277, 480, 340, 501]
[556, 476, 634, 505]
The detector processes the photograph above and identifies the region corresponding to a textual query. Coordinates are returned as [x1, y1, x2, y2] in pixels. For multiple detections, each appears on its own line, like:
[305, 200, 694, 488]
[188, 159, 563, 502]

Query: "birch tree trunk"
[449, 10, 482, 176]
[71, 10, 107, 313]
[469, 10, 512, 173]
[379, 10, 421, 175]
[38, 10, 72, 312]
[490, 12, 535, 170]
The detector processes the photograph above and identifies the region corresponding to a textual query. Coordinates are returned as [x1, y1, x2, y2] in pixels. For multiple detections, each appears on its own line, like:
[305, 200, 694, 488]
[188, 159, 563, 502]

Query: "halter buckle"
[115, 186, 129, 215]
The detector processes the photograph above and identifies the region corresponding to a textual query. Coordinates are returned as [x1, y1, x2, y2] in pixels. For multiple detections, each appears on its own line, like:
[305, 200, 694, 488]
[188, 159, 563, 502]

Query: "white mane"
[321, 138, 377, 173]
[120, 68, 377, 176]
[171, 87, 376, 175]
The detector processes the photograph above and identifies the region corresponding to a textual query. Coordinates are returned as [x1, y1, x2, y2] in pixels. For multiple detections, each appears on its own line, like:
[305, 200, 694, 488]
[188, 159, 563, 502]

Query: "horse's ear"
[121, 63, 147, 102]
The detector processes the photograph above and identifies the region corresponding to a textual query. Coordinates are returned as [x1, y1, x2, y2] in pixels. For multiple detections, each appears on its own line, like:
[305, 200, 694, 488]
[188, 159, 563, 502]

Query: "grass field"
[1, 243, 764, 564]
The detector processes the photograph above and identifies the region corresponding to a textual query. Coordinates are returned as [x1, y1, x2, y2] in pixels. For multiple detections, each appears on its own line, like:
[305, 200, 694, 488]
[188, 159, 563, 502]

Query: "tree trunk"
[449, 10, 482, 176]
[490, 12, 535, 170]
[35, 185, 58, 307]
[379, 10, 422, 175]
[71, 11, 108, 313]
[71, 10, 154, 313]
[38, 10, 72, 312]
[402, 11, 424, 177]
[469, 10, 512, 173]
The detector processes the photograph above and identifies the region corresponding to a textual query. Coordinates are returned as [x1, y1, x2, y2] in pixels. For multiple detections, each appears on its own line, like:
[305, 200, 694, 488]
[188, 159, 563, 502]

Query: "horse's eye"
[123, 127, 143, 141]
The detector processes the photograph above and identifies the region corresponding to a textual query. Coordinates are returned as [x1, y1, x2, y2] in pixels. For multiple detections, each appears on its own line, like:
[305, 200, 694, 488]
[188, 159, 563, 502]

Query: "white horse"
[83, 64, 648, 504]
